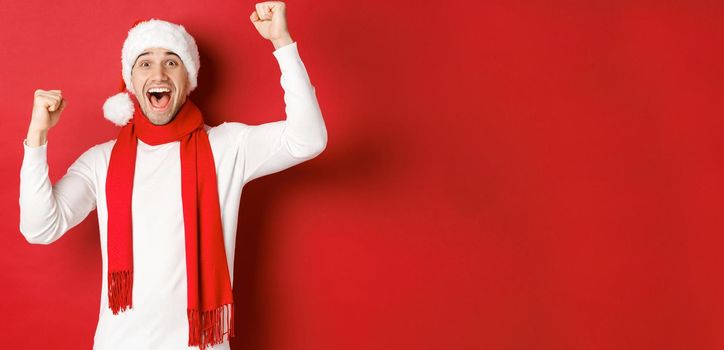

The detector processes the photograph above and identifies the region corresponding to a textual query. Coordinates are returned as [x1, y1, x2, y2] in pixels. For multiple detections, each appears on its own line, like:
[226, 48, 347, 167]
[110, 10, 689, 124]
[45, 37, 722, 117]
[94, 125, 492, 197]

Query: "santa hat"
[102, 18, 201, 126]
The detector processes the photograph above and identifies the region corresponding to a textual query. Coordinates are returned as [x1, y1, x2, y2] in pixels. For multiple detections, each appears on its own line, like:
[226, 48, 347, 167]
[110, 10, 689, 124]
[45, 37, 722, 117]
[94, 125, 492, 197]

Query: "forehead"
[135, 47, 181, 61]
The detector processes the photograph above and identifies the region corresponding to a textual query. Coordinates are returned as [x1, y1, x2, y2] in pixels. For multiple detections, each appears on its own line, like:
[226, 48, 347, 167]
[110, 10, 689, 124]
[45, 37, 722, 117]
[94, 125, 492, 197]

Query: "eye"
[166, 60, 178, 67]
[140, 61, 150, 68]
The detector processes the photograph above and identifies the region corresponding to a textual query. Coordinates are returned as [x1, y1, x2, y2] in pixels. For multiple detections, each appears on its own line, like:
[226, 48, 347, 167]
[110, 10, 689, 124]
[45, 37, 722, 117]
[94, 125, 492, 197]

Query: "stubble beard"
[140, 96, 180, 126]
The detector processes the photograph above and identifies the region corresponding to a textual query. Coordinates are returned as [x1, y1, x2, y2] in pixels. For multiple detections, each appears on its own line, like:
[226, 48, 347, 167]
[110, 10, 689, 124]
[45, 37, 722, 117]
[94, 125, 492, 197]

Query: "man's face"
[131, 47, 189, 125]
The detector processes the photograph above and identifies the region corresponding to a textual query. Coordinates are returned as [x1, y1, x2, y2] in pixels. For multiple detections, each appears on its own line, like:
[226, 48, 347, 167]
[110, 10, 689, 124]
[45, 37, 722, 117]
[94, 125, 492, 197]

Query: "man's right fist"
[30, 89, 67, 131]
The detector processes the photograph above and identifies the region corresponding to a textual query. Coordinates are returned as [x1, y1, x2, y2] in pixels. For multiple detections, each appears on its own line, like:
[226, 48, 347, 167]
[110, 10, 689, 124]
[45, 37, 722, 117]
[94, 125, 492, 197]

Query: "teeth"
[148, 87, 171, 93]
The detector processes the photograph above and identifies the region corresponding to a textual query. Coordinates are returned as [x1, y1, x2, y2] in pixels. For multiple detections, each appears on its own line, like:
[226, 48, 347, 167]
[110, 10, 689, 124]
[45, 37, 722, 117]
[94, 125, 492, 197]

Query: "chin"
[141, 101, 179, 125]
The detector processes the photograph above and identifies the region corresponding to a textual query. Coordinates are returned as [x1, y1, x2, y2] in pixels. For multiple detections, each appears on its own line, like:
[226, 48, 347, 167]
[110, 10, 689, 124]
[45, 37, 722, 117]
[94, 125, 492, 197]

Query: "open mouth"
[146, 87, 172, 112]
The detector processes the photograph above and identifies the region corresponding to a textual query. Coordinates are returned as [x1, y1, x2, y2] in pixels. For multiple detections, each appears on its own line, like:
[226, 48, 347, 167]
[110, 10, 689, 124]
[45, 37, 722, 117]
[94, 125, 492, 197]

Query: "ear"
[103, 92, 135, 126]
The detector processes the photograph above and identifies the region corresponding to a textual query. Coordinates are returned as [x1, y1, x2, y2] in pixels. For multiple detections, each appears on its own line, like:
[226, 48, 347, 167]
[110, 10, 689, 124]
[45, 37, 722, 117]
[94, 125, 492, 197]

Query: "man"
[19, 2, 327, 350]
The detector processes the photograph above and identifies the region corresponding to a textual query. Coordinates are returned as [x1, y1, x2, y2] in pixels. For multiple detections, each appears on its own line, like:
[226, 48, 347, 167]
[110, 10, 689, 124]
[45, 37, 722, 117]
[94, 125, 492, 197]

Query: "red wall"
[2, 0, 724, 349]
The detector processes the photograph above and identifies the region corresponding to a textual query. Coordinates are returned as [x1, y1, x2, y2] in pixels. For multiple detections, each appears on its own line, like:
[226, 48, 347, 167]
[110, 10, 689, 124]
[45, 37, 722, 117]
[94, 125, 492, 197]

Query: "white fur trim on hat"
[103, 92, 135, 126]
[121, 19, 200, 96]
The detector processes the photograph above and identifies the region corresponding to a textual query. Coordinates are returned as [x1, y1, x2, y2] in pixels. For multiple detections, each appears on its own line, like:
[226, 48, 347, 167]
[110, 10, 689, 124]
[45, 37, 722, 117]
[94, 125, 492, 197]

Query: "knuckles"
[255, 1, 285, 8]
[33, 89, 62, 101]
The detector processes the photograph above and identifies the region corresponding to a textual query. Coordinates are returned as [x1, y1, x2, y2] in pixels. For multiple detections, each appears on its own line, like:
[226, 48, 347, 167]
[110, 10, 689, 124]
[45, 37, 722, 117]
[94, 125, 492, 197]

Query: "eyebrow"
[136, 51, 181, 59]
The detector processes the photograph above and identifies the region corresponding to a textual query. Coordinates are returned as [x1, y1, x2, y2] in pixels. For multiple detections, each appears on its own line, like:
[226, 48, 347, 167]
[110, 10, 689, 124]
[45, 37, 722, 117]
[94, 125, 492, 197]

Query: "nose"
[149, 63, 170, 82]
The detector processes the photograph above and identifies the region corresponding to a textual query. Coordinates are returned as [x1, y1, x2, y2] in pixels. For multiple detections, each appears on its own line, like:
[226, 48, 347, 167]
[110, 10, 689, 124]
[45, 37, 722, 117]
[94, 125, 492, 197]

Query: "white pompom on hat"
[103, 18, 201, 126]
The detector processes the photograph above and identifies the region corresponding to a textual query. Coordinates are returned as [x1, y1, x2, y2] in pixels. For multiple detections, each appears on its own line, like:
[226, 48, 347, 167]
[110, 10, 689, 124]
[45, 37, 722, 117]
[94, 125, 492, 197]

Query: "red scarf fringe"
[188, 303, 235, 349]
[108, 270, 133, 314]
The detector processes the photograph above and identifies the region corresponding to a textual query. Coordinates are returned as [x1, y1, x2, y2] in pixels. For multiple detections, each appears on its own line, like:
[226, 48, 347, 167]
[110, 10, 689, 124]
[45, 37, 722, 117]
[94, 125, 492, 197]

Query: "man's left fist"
[250, 1, 293, 48]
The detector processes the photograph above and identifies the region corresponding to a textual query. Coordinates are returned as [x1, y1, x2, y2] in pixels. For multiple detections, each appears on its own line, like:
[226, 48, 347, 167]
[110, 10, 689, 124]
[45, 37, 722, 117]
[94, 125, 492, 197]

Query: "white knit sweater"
[19, 41, 327, 350]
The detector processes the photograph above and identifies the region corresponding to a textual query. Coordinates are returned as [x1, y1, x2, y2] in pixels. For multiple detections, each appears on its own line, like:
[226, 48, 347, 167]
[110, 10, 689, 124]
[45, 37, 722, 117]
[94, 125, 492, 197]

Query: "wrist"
[272, 35, 293, 50]
[26, 127, 48, 147]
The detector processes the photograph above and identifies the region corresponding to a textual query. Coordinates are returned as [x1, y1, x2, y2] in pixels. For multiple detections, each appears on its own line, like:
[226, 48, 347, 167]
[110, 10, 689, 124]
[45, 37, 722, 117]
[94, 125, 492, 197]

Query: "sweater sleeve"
[19, 139, 98, 245]
[240, 41, 328, 184]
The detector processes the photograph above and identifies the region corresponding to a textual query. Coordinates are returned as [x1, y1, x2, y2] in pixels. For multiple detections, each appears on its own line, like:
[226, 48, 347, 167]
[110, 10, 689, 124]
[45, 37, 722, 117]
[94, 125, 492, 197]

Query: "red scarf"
[105, 94, 235, 349]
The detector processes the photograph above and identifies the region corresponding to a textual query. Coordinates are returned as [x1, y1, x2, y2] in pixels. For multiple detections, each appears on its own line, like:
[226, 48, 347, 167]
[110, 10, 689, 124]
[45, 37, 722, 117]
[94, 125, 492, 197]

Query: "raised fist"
[30, 89, 66, 131]
[250, 1, 291, 43]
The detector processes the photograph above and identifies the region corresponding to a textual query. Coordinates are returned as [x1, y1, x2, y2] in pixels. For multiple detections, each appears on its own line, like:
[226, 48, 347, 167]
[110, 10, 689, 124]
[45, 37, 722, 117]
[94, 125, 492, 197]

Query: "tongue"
[150, 93, 171, 109]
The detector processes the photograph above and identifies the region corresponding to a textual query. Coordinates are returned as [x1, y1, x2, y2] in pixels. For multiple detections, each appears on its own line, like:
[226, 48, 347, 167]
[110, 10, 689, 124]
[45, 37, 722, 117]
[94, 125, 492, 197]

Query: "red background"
[2, 0, 724, 349]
